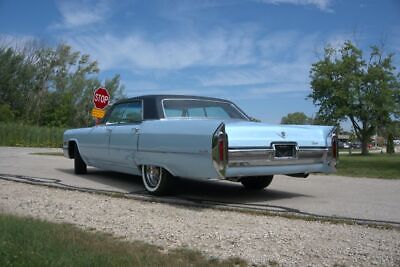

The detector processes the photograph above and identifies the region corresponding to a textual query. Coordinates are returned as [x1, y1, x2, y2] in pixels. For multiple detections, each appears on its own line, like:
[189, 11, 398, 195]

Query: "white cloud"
[258, 0, 333, 12]
[54, 0, 112, 29]
[122, 80, 162, 92]
[200, 32, 319, 87]
[123, 85, 227, 99]
[247, 83, 310, 95]
[258, 31, 321, 61]
[324, 34, 350, 49]
[200, 69, 268, 86]
[63, 26, 349, 100]
[0, 34, 37, 47]
[0, 34, 43, 54]
[66, 28, 256, 70]
[199, 61, 310, 87]
[257, 31, 299, 58]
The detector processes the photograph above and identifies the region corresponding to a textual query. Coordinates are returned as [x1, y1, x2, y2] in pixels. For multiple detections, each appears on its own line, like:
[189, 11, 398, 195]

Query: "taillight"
[212, 123, 228, 178]
[219, 137, 225, 161]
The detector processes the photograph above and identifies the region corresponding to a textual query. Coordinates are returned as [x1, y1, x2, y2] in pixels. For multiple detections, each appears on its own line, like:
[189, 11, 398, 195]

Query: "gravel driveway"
[1, 180, 399, 266]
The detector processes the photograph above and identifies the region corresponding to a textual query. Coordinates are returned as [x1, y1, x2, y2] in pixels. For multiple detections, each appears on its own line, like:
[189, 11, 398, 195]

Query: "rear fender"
[136, 119, 224, 179]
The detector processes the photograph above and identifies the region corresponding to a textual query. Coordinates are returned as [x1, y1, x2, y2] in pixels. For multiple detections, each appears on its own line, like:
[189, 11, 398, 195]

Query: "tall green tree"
[34, 44, 125, 127]
[0, 43, 125, 127]
[0, 47, 36, 120]
[309, 41, 399, 155]
[281, 112, 312, 125]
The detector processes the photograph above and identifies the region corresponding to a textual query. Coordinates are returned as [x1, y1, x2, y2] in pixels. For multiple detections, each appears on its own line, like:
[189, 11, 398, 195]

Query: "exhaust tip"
[287, 173, 309, 178]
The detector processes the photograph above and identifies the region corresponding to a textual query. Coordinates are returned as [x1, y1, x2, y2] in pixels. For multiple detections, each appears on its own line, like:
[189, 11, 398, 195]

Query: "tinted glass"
[204, 106, 230, 118]
[107, 101, 142, 124]
[121, 102, 142, 123]
[163, 99, 248, 120]
[188, 107, 205, 117]
[165, 108, 183, 117]
[107, 104, 126, 123]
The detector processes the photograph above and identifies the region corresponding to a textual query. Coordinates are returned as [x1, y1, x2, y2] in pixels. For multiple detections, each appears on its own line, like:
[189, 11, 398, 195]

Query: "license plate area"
[272, 142, 298, 160]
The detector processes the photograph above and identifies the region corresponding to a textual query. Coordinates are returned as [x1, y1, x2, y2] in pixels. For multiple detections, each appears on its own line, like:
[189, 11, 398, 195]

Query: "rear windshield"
[162, 99, 248, 120]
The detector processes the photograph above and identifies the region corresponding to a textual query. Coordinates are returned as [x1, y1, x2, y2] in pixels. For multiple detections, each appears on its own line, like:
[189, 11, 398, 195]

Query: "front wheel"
[141, 165, 174, 195]
[240, 175, 273, 190]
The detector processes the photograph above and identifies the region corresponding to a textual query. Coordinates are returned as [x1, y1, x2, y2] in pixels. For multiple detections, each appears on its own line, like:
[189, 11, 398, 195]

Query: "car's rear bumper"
[225, 163, 335, 178]
[224, 146, 336, 178]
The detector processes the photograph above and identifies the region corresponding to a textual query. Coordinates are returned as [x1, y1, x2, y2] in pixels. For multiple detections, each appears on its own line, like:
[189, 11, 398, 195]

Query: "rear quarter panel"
[136, 119, 222, 179]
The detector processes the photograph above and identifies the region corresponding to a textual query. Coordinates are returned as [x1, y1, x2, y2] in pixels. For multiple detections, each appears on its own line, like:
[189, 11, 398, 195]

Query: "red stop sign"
[93, 87, 110, 109]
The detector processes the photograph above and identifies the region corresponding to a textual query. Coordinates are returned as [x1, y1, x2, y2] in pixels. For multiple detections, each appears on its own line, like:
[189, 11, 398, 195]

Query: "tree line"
[0, 42, 125, 128]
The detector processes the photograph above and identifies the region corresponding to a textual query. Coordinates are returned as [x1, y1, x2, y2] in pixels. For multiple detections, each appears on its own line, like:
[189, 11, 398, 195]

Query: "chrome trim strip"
[138, 149, 208, 155]
[229, 146, 328, 151]
[229, 149, 274, 153]
[299, 148, 329, 151]
[229, 146, 272, 151]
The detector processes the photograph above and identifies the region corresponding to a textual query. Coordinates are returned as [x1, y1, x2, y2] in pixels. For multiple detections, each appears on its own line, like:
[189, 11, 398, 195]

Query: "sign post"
[92, 87, 110, 122]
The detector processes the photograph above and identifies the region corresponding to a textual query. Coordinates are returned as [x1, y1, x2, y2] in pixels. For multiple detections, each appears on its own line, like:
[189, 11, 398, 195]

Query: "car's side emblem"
[277, 131, 286, 139]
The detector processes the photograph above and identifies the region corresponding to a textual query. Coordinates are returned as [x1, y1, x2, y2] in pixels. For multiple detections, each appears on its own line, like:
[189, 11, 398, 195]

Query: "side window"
[107, 104, 127, 124]
[205, 106, 230, 119]
[165, 108, 183, 117]
[188, 108, 205, 117]
[120, 101, 142, 123]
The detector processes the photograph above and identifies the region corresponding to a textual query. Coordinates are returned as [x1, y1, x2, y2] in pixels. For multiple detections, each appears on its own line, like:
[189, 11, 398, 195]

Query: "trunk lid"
[225, 121, 334, 148]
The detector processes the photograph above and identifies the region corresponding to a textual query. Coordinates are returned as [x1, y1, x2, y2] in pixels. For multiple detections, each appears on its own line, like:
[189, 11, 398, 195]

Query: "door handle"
[132, 127, 140, 133]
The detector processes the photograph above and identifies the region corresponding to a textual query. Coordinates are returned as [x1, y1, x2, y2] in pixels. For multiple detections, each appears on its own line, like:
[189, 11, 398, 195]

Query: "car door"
[83, 124, 111, 165]
[107, 101, 142, 173]
[85, 103, 127, 166]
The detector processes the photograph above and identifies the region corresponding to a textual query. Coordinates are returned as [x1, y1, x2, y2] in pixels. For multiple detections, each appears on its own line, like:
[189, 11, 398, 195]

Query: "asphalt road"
[1, 147, 399, 224]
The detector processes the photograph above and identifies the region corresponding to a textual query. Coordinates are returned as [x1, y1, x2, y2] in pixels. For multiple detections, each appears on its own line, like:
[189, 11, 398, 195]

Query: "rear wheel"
[241, 175, 273, 190]
[74, 143, 87, 174]
[142, 165, 174, 195]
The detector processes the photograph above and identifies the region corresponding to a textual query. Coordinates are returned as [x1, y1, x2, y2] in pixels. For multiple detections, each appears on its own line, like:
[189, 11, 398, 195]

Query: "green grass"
[0, 213, 247, 267]
[337, 153, 400, 179]
[0, 123, 65, 148]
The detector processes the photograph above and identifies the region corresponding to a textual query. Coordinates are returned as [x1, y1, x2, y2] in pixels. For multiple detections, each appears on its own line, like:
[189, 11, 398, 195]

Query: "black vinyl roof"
[116, 94, 234, 104]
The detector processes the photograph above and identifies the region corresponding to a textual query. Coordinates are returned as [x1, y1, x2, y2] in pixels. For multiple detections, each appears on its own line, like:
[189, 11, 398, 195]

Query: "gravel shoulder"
[1, 180, 399, 266]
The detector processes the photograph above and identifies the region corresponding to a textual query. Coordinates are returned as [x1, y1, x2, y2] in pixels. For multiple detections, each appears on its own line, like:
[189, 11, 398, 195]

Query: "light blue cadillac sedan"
[63, 95, 337, 195]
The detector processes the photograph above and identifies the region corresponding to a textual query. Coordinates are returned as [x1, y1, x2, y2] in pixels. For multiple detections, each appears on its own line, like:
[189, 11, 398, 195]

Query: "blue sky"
[1, 0, 399, 125]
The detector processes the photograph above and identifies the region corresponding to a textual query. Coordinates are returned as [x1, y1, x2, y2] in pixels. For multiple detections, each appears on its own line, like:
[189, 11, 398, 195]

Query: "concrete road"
[1, 147, 399, 224]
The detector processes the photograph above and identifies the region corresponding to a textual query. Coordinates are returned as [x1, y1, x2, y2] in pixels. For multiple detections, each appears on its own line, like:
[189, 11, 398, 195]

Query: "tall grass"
[337, 154, 400, 179]
[0, 123, 66, 148]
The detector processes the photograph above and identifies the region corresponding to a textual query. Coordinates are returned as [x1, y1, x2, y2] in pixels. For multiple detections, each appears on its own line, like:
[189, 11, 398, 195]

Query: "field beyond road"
[337, 154, 400, 179]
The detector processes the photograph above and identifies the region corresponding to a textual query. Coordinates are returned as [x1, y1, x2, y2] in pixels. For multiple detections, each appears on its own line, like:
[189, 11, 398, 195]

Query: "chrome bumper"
[228, 146, 333, 167]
